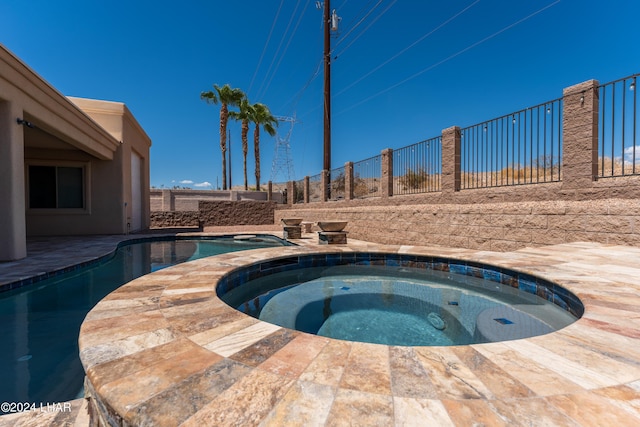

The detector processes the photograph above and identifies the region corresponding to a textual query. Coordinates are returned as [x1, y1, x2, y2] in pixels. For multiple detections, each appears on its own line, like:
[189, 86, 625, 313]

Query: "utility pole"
[323, 0, 331, 173]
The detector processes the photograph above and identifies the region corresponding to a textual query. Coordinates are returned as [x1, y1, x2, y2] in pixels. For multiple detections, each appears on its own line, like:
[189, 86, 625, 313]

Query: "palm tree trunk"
[242, 119, 249, 190]
[220, 104, 228, 190]
[254, 126, 261, 191]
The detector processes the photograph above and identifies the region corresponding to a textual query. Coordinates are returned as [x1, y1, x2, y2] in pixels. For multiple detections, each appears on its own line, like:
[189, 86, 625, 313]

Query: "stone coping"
[79, 240, 640, 426]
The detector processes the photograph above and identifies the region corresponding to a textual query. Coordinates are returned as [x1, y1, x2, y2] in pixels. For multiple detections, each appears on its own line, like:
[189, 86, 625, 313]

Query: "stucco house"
[0, 44, 151, 261]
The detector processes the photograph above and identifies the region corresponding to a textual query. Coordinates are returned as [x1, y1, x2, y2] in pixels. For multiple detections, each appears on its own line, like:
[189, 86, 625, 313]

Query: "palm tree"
[200, 84, 245, 190]
[250, 103, 278, 191]
[229, 98, 253, 190]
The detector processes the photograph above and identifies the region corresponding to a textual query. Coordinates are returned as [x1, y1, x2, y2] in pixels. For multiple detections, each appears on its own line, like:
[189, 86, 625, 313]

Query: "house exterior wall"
[0, 45, 151, 259]
[24, 144, 124, 235]
[24, 99, 151, 236]
[68, 97, 152, 233]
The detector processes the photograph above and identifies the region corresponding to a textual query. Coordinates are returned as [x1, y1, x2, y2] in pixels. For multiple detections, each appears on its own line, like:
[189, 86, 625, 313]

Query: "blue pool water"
[0, 235, 287, 407]
[222, 261, 580, 347]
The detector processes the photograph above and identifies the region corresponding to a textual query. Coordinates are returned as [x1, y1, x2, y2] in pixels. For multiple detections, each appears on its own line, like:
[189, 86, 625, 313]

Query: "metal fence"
[598, 74, 639, 178]
[294, 178, 305, 203]
[352, 155, 381, 198]
[308, 173, 323, 202]
[460, 98, 563, 189]
[271, 181, 287, 193]
[393, 137, 442, 195]
[294, 73, 638, 200]
[328, 166, 346, 200]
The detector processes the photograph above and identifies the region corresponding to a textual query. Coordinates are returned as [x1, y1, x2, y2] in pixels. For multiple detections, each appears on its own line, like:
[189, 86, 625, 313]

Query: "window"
[29, 165, 84, 209]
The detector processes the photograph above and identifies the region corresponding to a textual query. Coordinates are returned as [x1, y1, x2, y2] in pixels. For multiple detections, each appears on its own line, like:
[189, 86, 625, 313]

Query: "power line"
[332, 0, 398, 58]
[276, 1, 391, 119]
[300, 0, 477, 115]
[248, 0, 285, 97]
[260, 0, 311, 102]
[336, 0, 349, 11]
[336, 0, 562, 115]
[256, 0, 302, 101]
[333, 0, 383, 50]
[278, 57, 324, 114]
[334, 0, 481, 98]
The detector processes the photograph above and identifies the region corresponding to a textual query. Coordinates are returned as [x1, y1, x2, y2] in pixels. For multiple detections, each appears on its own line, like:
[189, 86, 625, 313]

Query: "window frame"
[26, 161, 91, 214]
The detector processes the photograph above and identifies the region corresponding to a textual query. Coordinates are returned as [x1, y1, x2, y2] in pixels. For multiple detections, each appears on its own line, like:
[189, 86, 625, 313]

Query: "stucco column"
[442, 126, 461, 194]
[562, 79, 599, 189]
[344, 162, 354, 200]
[0, 101, 27, 260]
[161, 189, 174, 211]
[381, 148, 393, 198]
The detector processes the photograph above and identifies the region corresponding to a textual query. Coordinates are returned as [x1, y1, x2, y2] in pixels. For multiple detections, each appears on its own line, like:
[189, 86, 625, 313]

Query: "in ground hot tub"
[218, 253, 583, 346]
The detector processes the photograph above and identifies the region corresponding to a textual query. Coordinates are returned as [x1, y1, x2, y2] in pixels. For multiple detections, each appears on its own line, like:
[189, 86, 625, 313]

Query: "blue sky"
[2, 0, 639, 189]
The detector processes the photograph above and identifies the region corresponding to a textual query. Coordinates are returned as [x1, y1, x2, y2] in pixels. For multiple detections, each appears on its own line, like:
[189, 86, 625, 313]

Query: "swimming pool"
[0, 235, 288, 406]
[219, 253, 583, 346]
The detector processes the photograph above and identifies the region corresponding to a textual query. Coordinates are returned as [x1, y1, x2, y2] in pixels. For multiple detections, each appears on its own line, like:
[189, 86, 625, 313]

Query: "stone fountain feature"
[317, 221, 349, 244]
[281, 218, 303, 239]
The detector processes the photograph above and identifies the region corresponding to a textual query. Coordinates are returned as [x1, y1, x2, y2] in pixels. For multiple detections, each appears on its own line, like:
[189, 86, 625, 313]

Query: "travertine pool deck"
[78, 238, 640, 426]
[3, 233, 640, 426]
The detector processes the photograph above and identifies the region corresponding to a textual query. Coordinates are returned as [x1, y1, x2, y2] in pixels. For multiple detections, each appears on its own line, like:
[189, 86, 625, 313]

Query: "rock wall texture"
[274, 196, 640, 251]
[150, 201, 277, 228]
[198, 201, 276, 226]
[150, 211, 200, 228]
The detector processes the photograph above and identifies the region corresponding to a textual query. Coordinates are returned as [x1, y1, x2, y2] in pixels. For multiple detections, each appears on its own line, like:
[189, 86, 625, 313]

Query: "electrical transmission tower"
[270, 115, 299, 185]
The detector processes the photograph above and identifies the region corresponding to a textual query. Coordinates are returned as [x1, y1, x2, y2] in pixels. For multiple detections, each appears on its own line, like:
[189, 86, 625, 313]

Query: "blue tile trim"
[0, 250, 118, 293]
[216, 252, 584, 318]
[0, 234, 290, 294]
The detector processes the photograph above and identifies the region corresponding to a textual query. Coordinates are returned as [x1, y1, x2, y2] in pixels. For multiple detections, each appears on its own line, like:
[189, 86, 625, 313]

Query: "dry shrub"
[598, 156, 639, 176]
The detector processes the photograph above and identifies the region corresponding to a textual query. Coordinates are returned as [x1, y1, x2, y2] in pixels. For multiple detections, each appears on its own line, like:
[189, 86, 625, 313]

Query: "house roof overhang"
[0, 44, 120, 160]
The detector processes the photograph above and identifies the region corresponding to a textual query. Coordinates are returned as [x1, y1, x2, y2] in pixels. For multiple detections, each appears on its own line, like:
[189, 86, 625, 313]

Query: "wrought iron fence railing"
[328, 166, 346, 200]
[598, 74, 639, 178]
[294, 178, 305, 203]
[308, 173, 323, 202]
[289, 73, 639, 201]
[393, 137, 442, 195]
[352, 155, 381, 198]
[460, 98, 563, 189]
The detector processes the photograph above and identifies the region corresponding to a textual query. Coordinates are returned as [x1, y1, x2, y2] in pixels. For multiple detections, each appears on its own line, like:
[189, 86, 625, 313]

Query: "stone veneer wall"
[150, 211, 201, 228]
[199, 201, 277, 226]
[274, 79, 640, 251]
[150, 201, 277, 228]
[274, 196, 640, 251]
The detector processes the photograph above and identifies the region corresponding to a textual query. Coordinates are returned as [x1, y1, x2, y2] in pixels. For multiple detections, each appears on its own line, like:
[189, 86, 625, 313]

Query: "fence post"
[303, 176, 310, 203]
[381, 148, 393, 198]
[562, 79, 599, 189]
[321, 170, 329, 202]
[345, 161, 354, 200]
[267, 181, 273, 201]
[286, 181, 294, 206]
[291, 181, 298, 205]
[442, 126, 461, 193]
